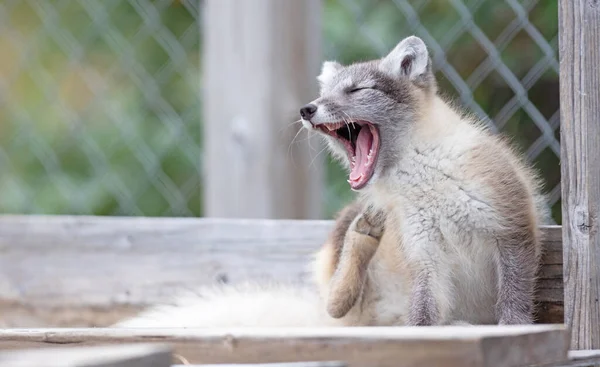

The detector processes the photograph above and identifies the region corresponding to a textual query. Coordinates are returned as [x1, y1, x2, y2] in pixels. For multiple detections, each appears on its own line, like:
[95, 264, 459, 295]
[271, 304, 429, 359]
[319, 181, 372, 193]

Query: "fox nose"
[299, 104, 317, 120]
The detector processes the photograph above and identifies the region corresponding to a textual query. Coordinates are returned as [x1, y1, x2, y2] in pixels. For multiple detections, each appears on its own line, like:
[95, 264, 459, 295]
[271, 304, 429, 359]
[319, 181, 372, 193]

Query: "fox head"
[299, 36, 437, 191]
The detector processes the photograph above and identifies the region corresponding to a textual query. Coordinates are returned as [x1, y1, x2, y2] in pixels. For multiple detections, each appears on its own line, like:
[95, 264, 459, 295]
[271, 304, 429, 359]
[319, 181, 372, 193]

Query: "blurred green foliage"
[0, 1, 201, 216]
[0, 0, 560, 222]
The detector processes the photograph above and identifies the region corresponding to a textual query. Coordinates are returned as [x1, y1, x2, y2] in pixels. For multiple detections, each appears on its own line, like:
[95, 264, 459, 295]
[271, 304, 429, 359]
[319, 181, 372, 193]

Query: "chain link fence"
[0, 0, 561, 223]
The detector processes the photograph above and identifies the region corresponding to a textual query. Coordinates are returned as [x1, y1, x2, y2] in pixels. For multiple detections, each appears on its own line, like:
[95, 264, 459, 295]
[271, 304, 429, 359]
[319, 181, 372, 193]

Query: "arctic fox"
[301, 35, 549, 326]
[115, 35, 549, 328]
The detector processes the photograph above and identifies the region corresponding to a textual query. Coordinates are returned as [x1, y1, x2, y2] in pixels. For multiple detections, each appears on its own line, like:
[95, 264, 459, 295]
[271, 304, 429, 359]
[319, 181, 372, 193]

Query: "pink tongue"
[349, 126, 373, 181]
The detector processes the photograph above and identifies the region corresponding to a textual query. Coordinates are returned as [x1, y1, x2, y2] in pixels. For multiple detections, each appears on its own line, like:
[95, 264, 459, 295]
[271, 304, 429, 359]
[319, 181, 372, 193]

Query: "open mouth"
[315, 121, 380, 190]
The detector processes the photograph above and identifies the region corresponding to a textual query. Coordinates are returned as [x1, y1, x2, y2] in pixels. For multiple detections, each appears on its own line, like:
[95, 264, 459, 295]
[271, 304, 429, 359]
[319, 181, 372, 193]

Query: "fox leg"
[495, 231, 539, 325]
[326, 207, 386, 319]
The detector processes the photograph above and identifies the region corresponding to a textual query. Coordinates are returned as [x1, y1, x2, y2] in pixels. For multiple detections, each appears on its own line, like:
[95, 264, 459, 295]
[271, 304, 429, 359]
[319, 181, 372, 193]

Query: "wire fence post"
[202, 0, 324, 219]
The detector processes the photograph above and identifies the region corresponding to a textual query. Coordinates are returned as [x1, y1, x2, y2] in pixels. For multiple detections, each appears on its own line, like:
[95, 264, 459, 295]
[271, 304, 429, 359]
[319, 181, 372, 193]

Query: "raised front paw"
[326, 230, 380, 319]
[326, 281, 359, 319]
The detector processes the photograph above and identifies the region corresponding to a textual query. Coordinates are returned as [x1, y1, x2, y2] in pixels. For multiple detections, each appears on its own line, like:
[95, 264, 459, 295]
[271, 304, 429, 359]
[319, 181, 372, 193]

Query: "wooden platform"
[0, 215, 564, 327]
[0, 343, 172, 367]
[0, 325, 571, 367]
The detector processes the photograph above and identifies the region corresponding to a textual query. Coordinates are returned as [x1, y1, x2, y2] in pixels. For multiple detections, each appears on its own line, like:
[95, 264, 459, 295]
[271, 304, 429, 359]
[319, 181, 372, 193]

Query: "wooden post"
[559, 0, 600, 350]
[202, 0, 324, 219]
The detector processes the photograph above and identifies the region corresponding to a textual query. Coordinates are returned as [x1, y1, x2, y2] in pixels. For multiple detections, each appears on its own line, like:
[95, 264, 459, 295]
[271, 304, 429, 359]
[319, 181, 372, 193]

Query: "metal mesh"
[0, 0, 201, 216]
[322, 0, 560, 222]
[0, 0, 561, 223]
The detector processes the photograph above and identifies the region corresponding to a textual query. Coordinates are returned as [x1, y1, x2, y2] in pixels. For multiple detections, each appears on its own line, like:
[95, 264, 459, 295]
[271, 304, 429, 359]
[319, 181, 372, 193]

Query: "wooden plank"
[0, 215, 333, 327]
[559, 0, 600, 350]
[0, 343, 172, 367]
[532, 350, 600, 367]
[202, 0, 324, 219]
[537, 224, 565, 324]
[0, 326, 571, 367]
[172, 363, 347, 367]
[0, 216, 563, 327]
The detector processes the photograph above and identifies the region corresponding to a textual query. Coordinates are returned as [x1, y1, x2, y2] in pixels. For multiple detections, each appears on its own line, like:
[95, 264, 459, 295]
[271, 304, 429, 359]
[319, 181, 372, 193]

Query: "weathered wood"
[0, 215, 332, 327]
[173, 362, 347, 367]
[533, 350, 600, 367]
[559, 0, 600, 350]
[0, 326, 570, 367]
[537, 224, 564, 324]
[0, 216, 563, 327]
[202, 0, 324, 219]
[0, 343, 172, 367]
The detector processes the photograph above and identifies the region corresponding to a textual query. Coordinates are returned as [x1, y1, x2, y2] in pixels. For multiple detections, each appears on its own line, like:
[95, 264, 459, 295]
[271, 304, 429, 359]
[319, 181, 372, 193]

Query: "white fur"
[114, 282, 342, 328]
[317, 61, 342, 88]
[347, 99, 518, 325]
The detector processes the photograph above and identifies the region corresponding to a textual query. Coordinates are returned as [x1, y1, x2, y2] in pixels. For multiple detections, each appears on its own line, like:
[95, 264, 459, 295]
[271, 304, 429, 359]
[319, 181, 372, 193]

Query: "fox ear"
[379, 36, 433, 88]
[317, 61, 342, 87]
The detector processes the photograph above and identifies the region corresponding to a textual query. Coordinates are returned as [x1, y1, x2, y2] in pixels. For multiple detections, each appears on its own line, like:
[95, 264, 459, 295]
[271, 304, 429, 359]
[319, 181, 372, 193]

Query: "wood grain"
[0, 343, 172, 367]
[537, 225, 564, 324]
[532, 350, 600, 367]
[202, 0, 324, 219]
[0, 216, 564, 327]
[172, 363, 347, 367]
[0, 326, 571, 367]
[0, 215, 332, 327]
[559, 0, 600, 350]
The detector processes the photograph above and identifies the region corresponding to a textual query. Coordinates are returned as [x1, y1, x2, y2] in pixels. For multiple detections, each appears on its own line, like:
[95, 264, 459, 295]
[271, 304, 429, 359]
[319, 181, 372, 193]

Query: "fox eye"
[348, 87, 370, 93]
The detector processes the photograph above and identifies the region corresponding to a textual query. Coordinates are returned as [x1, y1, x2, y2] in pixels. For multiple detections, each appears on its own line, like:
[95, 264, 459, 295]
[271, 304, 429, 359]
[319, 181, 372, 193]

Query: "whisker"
[287, 126, 306, 168]
[292, 133, 318, 145]
[342, 116, 352, 142]
[309, 146, 328, 169]
[342, 111, 356, 130]
[307, 129, 317, 152]
[277, 119, 303, 134]
[336, 112, 350, 138]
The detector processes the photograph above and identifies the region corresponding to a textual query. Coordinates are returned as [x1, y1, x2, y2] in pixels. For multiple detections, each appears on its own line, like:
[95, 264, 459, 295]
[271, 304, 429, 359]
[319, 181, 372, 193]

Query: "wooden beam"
[0, 326, 571, 367]
[0, 215, 564, 327]
[172, 363, 347, 367]
[0, 343, 172, 367]
[559, 0, 600, 350]
[532, 350, 600, 367]
[202, 0, 324, 219]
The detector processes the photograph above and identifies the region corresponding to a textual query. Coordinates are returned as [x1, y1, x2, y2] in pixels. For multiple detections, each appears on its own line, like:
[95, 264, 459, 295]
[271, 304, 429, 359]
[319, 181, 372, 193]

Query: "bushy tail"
[114, 282, 342, 328]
